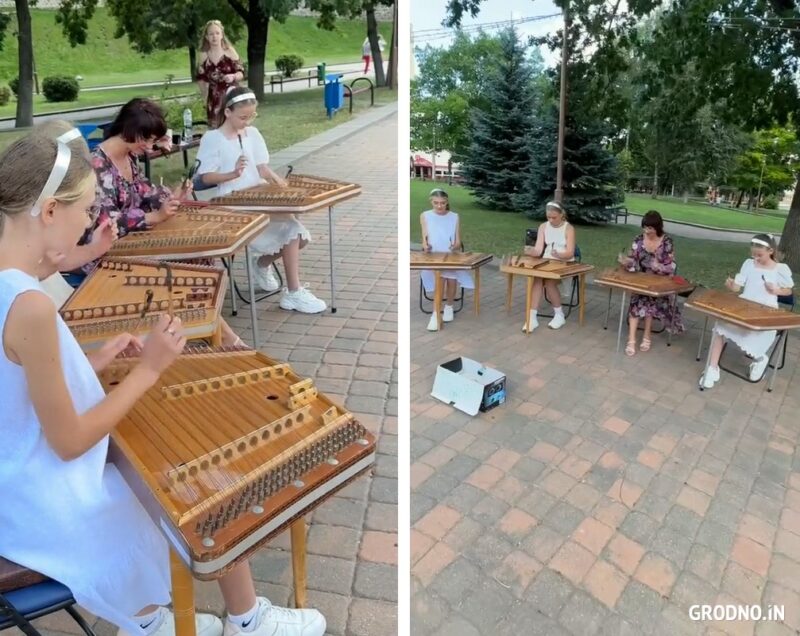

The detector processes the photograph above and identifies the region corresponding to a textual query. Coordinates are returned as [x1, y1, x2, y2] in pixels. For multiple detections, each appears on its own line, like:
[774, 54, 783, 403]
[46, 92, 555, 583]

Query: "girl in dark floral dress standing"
[620, 210, 685, 356]
[196, 20, 245, 127]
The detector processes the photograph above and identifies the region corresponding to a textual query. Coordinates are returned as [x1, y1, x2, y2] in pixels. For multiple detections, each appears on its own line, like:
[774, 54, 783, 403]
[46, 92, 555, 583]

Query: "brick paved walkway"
[411, 261, 800, 636]
[24, 110, 397, 636]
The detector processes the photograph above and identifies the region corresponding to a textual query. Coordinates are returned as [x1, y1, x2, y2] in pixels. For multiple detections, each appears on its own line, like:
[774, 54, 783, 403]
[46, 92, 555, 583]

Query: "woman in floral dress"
[620, 210, 685, 356]
[196, 20, 245, 127]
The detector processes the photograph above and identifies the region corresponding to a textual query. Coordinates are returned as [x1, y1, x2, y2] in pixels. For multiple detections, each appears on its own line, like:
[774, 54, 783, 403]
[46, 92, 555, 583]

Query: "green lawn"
[0, 10, 391, 86]
[624, 193, 786, 233]
[411, 180, 748, 287]
[0, 85, 192, 119]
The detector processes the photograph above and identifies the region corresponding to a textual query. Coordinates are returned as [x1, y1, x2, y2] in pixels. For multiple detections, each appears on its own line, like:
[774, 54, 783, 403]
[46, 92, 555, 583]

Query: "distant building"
[411, 150, 462, 182]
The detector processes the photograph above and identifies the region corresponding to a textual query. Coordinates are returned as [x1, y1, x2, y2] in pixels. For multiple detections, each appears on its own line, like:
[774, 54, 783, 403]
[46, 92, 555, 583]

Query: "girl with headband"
[521, 200, 577, 332]
[700, 233, 794, 388]
[419, 188, 472, 330]
[0, 124, 327, 636]
[195, 86, 327, 314]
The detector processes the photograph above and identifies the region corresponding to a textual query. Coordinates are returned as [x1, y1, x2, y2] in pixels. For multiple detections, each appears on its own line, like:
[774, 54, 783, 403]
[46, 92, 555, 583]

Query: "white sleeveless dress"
[541, 221, 575, 262]
[420, 210, 474, 292]
[713, 259, 794, 357]
[0, 269, 171, 635]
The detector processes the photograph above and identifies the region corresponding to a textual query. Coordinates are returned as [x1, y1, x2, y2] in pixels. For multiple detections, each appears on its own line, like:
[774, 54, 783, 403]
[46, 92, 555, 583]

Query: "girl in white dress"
[0, 128, 325, 636]
[700, 234, 794, 389]
[196, 87, 326, 314]
[522, 201, 576, 332]
[420, 189, 473, 331]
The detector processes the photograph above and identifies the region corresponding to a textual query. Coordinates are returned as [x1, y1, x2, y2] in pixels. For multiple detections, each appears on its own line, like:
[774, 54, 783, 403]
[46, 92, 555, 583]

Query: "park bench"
[343, 77, 375, 113]
[609, 205, 629, 223]
[269, 70, 322, 93]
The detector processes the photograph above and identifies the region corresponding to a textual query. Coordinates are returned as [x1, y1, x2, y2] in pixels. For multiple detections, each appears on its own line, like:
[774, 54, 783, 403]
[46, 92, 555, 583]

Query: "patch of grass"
[0, 85, 191, 119]
[624, 193, 786, 233]
[411, 180, 748, 287]
[0, 10, 391, 86]
[148, 86, 396, 186]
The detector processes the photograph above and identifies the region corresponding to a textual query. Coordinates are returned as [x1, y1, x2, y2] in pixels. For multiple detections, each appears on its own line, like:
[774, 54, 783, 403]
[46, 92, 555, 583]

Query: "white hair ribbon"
[57, 128, 82, 144]
[30, 140, 72, 217]
[751, 238, 772, 248]
[227, 92, 256, 107]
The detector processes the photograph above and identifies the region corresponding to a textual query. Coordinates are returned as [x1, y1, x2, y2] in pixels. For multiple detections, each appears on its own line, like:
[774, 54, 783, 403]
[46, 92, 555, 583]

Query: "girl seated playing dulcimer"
[420, 188, 473, 331]
[522, 201, 576, 332]
[700, 233, 794, 389]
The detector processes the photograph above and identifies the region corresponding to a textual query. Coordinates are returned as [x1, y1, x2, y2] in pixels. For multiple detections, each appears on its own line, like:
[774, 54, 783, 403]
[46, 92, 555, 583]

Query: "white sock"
[137, 608, 164, 636]
[530, 310, 538, 319]
[228, 601, 260, 632]
[554, 307, 564, 317]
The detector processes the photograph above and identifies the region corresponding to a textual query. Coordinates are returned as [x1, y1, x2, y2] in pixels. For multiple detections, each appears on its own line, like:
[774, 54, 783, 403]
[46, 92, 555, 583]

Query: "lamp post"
[755, 138, 779, 216]
[431, 110, 442, 181]
[554, 3, 570, 204]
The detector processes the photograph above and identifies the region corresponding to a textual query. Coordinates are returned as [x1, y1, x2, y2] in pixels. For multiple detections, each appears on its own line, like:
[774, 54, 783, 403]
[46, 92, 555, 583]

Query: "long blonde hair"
[199, 20, 234, 53]
[0, 126, 94, 237]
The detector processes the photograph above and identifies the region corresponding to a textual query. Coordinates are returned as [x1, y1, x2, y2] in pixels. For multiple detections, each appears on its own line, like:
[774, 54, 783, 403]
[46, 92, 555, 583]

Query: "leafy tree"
[459, 27, 539, 211]
[106, 0, 243, 80]
[729, 128, 799, 209]
[515, 105, 622, 222]
[363, 1, 393, 87]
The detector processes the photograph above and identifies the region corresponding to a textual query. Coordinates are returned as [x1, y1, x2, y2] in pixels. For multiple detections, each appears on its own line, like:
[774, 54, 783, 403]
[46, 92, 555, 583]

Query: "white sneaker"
[254, 264, 280, 292]
[279, 286, 327, 313]
[118, 608, 223, 636]
[443, 305, 454, 322]
[749, 355, 769, 381]
[548, 313, 566, 330]
[223, 598, 325, 636]
[699, 366, 720, 389]
[427, 313, 439, 331]
[522, 311, 539, 333]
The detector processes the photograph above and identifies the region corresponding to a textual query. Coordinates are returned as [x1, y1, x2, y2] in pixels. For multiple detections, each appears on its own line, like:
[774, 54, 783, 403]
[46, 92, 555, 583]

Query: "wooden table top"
[594, 268, 696, 297]
[500, 254, 594, 279]
[410, 251, 494, 270]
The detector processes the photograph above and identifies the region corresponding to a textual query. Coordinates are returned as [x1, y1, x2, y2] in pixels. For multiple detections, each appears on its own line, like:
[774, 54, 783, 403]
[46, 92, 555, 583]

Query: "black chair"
[418, 242, 466, 315]
[524, 228, 582, 319]
[0, 557, 95, 636]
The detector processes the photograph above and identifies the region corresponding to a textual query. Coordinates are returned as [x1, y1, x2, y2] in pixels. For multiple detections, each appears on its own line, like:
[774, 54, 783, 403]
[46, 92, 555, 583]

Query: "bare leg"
[257, 237, 306, 292]
[217, 560, 258, 616]
[627, 316, 639, 347]
[219, 318, 242, 347]
[444, 279, 457, 304]
[640, 315, 653, 351]
[544, 280, 562, 309]
[530, 278, 544, 309]
[708, 333, 725, 368]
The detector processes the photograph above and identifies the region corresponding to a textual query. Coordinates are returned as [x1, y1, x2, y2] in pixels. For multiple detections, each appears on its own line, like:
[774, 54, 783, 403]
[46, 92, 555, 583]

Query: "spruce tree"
[514, 106, 623, 222]
[460, 27, 538, 211]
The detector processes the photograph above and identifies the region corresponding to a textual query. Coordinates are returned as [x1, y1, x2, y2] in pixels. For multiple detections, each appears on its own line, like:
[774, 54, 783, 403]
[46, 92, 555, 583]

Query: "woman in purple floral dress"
[620, 210, 684, 356]
[196, 20, 245, 128]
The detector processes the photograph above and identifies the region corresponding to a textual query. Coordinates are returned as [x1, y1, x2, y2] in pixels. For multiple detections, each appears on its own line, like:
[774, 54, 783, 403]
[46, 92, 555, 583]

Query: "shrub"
[42, 75, 79, 102]
[275, 54, 304, 78]
[160, 96, 206, 130]
[0, 86, 10, 106]
[9, 77, 18, 96]
[762, 195, 779, 210]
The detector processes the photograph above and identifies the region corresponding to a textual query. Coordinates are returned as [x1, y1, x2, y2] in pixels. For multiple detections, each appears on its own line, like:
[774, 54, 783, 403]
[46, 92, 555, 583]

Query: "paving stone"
[353, 562, 397, 602]
[522, 569, 575, 618]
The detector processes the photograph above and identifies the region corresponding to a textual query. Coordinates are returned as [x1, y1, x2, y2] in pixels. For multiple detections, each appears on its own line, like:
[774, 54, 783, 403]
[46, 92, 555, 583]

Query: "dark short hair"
[641, 210, 664, 236]
[105, 98, 167, 143]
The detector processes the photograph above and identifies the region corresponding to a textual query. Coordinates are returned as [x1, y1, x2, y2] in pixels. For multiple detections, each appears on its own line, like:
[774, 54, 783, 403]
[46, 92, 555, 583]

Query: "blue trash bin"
[324, 74, 344, 118]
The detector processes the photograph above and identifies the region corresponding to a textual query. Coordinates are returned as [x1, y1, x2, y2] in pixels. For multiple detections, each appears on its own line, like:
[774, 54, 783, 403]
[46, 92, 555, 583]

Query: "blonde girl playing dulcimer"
[699, 234, 794, 389]
[0, 127, 326, 636]
[522, 201, 576, 332]
[420, 188, 473, 331]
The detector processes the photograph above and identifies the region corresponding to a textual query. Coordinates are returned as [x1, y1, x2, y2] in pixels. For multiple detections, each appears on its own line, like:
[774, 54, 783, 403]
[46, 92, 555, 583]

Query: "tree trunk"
[386, 1, 398, 90]
[15, 0, 33, 128]
[682, 189, 689, 203]
[246, 5, 269, 101]
[365, 5, 386, 86]
[779, 178, 800, 271]
[188, 46, 197, 81]
[736, 190, 744, 208]
[651, 161, 658, 198]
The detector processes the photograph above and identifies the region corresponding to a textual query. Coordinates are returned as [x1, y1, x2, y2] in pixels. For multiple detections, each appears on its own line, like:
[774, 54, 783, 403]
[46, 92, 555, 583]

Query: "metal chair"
[0, 557, 95, 636]
[418, 242, 466, 315]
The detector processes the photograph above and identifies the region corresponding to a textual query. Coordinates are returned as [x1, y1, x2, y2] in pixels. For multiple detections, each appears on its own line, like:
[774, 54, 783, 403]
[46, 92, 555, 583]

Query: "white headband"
[227, 92, 256, 107]
[57, 128, 82, 144]
[30, 139, 72, 217]
[751, 238, 772, 248]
